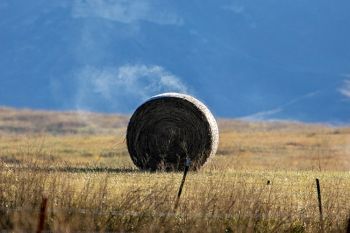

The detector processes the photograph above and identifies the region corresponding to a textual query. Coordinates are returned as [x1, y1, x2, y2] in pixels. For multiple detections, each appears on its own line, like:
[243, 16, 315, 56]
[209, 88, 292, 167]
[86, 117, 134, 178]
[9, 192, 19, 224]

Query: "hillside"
[0, 107, 341, 135]
[0, 106, 349, 170]
[0, 107, 129, 135]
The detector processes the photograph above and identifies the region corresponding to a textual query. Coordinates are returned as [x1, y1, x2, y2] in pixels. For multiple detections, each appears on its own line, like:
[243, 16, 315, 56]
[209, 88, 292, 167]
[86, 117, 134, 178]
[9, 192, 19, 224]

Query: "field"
[1, 107, 350, 232]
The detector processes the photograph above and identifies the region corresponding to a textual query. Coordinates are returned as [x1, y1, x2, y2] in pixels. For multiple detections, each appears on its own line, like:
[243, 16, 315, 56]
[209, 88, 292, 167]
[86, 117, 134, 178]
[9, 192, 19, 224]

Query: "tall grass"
[0, 108, 350, 232]
[1, 161, 350, 232]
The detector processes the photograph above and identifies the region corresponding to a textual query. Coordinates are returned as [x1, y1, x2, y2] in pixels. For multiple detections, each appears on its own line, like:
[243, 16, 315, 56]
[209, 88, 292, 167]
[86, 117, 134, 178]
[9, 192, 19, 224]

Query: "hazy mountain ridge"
[0, 107, 347, 136]
[0, 107, 128, 135]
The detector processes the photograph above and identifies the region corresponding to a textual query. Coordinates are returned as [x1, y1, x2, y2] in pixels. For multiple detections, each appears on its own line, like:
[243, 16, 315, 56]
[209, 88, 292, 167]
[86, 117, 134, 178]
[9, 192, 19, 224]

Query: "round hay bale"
[126, 93, 219, 171]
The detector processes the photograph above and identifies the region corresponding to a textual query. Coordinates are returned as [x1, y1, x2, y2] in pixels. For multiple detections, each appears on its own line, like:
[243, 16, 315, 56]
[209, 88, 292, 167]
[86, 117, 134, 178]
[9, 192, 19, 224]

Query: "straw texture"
[127, 93, 219, 171]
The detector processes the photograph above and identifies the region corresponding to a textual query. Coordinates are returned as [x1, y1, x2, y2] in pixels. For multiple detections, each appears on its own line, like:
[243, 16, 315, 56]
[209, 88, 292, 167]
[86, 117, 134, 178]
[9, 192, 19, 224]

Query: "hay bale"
[127, 93, 219, 171]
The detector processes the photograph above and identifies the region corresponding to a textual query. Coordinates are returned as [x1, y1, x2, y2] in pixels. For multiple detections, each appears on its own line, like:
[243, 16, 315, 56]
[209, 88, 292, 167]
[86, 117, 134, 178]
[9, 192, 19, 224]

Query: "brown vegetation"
[0, 107, 350, 232]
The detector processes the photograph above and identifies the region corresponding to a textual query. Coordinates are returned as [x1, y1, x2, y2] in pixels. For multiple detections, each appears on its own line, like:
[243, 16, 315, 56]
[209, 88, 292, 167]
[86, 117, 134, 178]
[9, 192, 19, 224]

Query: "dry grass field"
[1, 107, 350, 232]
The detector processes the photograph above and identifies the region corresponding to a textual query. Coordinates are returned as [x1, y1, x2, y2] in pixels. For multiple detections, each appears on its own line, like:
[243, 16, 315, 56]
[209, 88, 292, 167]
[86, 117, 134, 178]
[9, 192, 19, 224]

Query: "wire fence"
[1, 187, 350, 217]
[0, 204, 340, 220]
[1, 176, 350, 233]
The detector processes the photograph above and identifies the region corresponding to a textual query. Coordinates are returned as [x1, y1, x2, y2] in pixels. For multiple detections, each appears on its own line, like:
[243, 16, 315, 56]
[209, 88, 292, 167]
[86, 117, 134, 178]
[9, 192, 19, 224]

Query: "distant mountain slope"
[0, 107, 343, 136]
[0, 107, 128, 135]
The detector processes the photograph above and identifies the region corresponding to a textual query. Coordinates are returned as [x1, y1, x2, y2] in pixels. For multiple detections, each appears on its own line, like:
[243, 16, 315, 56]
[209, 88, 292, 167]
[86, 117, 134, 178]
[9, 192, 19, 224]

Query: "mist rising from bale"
[127, 93, 219, 171]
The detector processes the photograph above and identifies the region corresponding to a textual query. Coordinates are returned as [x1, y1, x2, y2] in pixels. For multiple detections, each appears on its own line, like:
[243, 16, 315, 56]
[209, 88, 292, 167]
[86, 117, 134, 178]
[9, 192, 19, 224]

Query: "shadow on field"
[10, 166, 142, 174]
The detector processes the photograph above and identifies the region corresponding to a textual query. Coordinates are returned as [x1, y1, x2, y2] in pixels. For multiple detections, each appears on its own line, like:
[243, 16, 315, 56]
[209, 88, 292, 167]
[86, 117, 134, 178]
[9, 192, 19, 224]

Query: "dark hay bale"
[127, 93, 219, 171]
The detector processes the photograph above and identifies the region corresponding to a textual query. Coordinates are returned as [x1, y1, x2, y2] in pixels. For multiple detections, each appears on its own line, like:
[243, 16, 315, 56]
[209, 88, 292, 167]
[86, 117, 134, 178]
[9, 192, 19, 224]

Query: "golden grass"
[0, 107, 350, 232]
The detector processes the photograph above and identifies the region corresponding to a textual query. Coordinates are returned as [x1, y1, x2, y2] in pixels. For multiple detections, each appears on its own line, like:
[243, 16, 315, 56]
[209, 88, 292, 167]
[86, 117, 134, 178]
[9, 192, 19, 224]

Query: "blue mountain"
[1, 0, 349, 124]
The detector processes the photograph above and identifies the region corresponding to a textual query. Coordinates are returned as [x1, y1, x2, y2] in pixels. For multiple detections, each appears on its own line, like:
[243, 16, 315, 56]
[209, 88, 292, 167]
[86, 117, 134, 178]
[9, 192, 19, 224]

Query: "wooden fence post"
[174, 158, 191, 210]
[316, 178, 324, 233]
[36, 196, 48, 233]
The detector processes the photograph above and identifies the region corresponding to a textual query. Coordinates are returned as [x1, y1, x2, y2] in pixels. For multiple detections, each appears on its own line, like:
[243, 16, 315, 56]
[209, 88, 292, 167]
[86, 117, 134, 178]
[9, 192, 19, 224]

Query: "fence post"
[316, 178, 324, 233]
[36, 196, 48, 233]
[174, 157, 191, 210]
